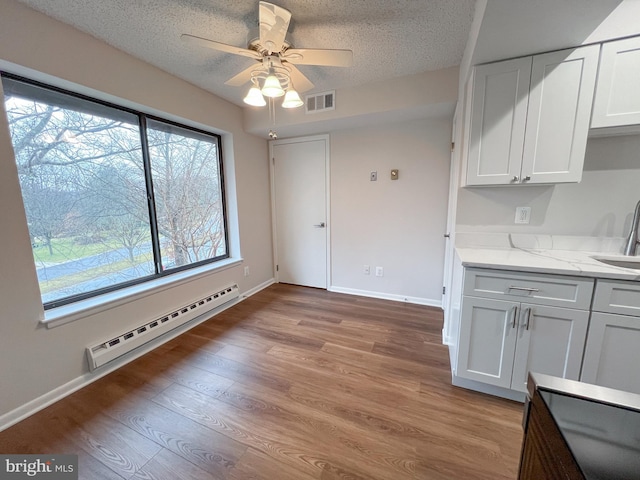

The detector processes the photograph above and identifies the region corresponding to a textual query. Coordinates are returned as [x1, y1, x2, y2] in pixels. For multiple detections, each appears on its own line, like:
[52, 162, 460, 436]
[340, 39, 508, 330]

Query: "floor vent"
[305, 90, 335, 114]
[86, 284, 239, 371]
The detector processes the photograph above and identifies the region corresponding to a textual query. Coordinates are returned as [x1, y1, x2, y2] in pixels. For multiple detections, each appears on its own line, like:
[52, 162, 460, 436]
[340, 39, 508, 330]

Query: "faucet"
[624, 200, 640, 256]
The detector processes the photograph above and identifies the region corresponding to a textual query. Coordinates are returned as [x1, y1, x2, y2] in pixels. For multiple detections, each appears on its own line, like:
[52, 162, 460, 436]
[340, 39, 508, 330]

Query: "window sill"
[42, 257, 243, 329]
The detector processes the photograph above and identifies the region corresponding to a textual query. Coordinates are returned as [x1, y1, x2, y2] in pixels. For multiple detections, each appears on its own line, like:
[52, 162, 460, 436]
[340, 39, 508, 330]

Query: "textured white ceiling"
[13, 0, 476, 106]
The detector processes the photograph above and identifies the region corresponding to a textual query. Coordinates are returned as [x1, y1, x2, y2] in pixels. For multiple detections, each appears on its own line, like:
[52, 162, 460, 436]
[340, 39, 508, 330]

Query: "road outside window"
[2, 75, 228, 308]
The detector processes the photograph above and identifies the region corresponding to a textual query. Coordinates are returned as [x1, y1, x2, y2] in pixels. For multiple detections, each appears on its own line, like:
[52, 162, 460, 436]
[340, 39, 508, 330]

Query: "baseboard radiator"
[86, 283, 239, 371]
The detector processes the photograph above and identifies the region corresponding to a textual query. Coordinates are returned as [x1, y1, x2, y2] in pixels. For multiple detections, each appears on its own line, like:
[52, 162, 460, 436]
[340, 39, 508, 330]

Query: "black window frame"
[1, 72, 230, 310]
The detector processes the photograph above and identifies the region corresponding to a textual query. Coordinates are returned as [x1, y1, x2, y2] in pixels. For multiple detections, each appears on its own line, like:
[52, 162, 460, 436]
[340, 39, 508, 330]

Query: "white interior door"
[271, 136, 328, 288]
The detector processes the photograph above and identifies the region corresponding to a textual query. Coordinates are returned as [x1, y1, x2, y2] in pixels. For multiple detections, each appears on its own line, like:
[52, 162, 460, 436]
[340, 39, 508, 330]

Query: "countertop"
[455, 233, 640, 281]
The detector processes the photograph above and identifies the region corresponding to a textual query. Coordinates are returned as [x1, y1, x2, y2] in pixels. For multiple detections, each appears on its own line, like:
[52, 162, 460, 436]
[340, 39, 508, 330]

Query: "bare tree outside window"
[147, 120, 226, 270]
[2, 76, 228, 308]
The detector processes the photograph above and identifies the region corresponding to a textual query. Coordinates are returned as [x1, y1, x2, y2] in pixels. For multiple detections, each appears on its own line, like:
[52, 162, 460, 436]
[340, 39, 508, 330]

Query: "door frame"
[269, 134, 331, 288]
[442, 102, 463, 345]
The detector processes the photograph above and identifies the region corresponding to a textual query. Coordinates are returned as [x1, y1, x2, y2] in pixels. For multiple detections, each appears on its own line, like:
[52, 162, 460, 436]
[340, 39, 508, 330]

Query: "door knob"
[313, 222, 325, 228]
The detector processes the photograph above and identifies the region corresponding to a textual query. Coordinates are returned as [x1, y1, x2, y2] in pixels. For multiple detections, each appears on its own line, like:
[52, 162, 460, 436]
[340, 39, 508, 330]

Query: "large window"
[2, 75, 228, 308]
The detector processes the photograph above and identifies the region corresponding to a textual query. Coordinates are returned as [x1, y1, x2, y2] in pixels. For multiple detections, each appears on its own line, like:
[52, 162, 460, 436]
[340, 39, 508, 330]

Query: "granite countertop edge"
[456, 246, 640, 281]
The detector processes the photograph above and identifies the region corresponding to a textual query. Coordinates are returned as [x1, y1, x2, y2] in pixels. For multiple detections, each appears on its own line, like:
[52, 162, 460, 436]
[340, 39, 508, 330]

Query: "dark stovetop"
[534, 379, 640, 480]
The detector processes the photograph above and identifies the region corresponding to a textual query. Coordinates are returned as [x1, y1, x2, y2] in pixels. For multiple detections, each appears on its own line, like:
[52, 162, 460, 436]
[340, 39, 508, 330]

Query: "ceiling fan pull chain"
[268, 97, 278, 139]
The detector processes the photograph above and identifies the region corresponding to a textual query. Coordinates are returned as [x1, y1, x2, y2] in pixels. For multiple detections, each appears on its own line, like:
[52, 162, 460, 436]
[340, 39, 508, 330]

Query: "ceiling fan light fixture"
[243, 86, 266, 106]
[262, 71, 285, 97]
[281, 88, 303, 108]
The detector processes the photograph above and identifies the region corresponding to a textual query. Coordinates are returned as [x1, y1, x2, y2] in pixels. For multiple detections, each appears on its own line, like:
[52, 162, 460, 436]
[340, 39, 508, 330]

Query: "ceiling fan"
[181, 1, 353, 109]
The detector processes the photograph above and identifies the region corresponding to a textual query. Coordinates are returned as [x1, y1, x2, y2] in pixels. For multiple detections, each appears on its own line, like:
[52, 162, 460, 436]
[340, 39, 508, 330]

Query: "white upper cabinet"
[466, 57, 532, 186]
[522, 46, 599, 184]
[591, 36, 640, 128]
[465, 45, 599, 186]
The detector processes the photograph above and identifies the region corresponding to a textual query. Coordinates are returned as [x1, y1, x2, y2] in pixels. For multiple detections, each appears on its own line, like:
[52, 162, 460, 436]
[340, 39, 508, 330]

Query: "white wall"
[330, 118, 451, 305]
[456, 134, 640, 239]
[0, 0, 272, 423]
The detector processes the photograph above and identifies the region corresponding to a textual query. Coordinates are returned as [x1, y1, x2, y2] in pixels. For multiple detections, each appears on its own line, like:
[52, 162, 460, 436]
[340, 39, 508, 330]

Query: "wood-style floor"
[0, 284, 524, 479]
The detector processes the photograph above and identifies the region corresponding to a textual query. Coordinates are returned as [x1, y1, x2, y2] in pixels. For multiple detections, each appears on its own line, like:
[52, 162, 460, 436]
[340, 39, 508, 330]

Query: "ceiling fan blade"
[283, 48, 353, 67]
[259, 1, 291, 53]
[287, 65, 314, 93]
[181, 34, 261, 60]
[225, 64, 260, 87]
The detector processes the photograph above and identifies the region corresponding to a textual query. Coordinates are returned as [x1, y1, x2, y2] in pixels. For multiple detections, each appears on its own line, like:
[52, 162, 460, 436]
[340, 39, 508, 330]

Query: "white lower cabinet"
[581, 312, 640, 394]
[457, 297, 589, 393]
[581, 279, 640, 395]
[455, 268, 593, 395]
[457, 297, 518, 389]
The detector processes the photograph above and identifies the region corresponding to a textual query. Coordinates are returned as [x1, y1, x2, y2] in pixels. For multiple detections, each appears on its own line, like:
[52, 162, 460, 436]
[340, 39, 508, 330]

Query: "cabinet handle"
[508, 286, 539, 293]
[512, 176, 519, 182]
[523, 307, 532, 330]
[521, 175, 531, 182]
[510, 305, 518, 328]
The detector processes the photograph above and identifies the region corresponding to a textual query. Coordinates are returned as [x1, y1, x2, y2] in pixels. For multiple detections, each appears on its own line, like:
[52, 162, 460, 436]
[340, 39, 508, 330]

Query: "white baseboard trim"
[328, 286, 442, 308]
[451, 374, 526, 402]
[0, 285, 259, 433]
[241, 278, 275, 299]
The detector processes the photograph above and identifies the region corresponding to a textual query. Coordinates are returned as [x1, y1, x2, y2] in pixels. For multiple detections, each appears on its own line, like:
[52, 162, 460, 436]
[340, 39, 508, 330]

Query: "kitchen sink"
[592, 256, 640, 269]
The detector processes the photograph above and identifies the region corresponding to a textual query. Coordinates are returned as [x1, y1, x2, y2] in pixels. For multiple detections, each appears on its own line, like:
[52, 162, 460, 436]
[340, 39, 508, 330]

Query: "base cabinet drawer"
[581, 312, 640, 395]
[593, 279, 640, 316]
[464, 269, 594, 310]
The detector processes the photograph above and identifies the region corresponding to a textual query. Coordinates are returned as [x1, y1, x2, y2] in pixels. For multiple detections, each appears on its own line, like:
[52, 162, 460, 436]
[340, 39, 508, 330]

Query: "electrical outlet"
[370, 171, 377, 181]
[375, 266, 383, 277]
[244, 266, 250, 277]
[515, 207, 531, 224]
[363, 265, 370, 275]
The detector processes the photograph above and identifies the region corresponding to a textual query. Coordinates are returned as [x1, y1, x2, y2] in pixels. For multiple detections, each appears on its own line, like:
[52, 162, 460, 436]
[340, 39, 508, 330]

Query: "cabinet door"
[466, 57, 532, 186]
[581, 312, 640, 395]
[511, 304, 589, 394]
[521, 45, 599, 184]
[591, 37, 640, 128]
[456, 297, 518, 388]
